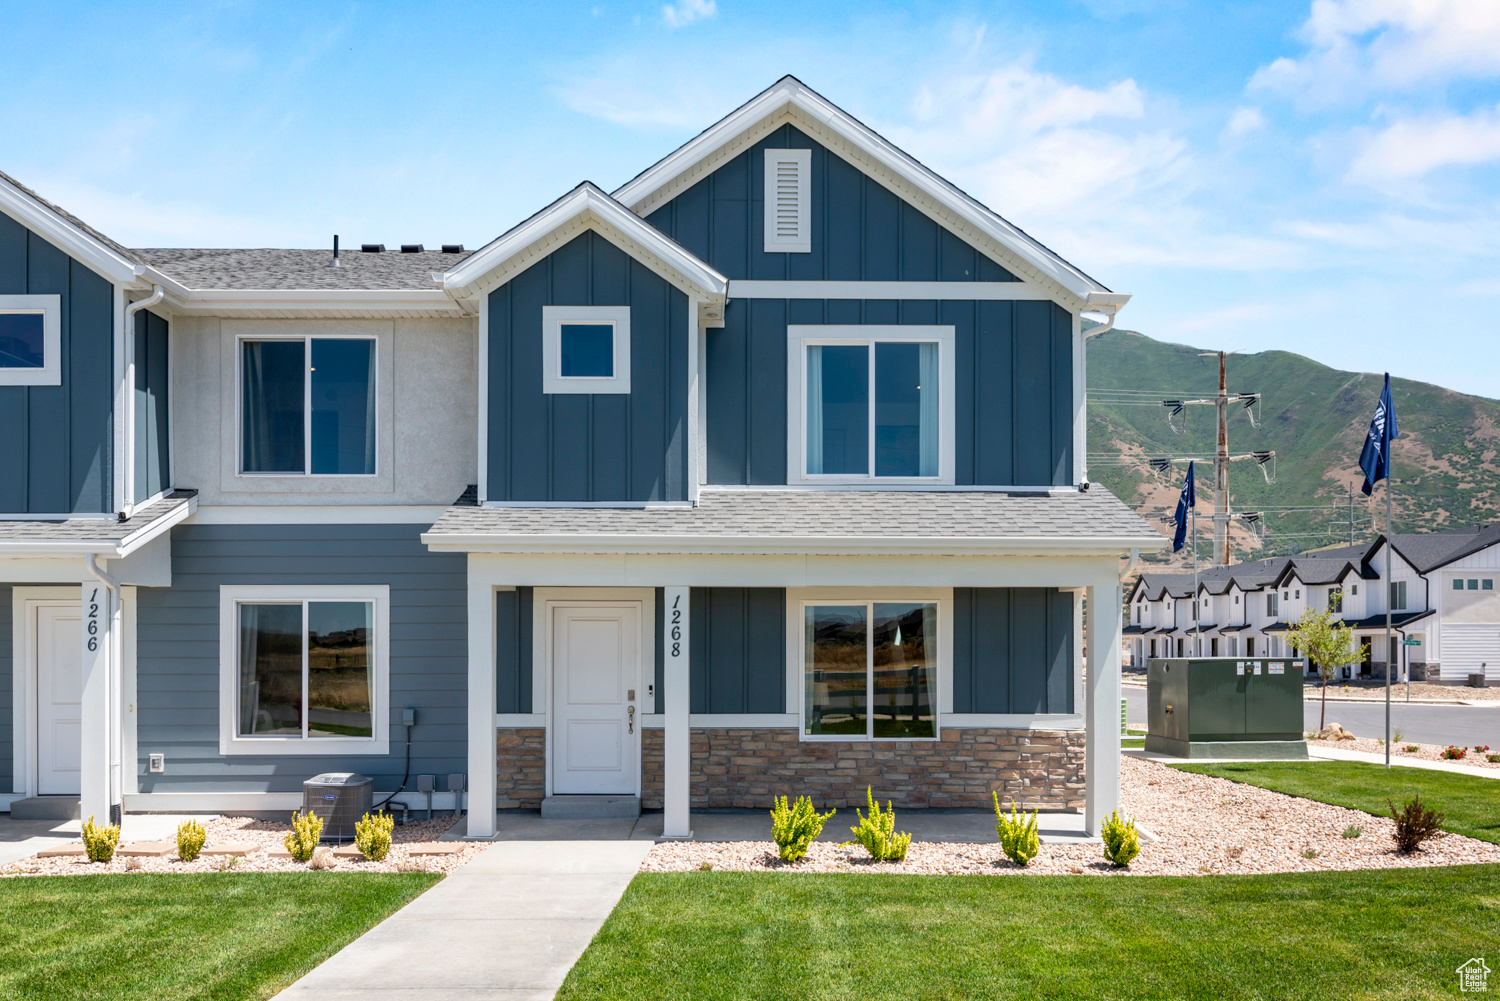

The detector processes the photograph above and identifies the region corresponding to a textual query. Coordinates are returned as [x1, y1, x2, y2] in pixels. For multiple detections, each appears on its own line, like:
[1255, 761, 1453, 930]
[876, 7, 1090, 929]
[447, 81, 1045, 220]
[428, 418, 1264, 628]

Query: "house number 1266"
[86, 587, 101, 652]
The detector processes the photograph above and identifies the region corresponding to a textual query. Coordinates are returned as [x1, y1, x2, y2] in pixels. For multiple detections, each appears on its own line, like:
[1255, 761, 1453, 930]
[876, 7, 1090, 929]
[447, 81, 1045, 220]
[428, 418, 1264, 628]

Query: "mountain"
[1085, 329, 1500, 567]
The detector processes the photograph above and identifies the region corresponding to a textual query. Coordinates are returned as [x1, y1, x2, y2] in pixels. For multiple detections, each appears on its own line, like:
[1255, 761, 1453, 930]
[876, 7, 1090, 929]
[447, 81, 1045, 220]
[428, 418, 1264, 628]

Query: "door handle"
[627, 705, 635, 734]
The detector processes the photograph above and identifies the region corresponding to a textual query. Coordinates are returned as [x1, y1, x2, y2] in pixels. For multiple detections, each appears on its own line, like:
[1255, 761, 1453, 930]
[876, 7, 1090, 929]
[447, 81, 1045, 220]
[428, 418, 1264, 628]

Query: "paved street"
[1122, 686, 1500, 746]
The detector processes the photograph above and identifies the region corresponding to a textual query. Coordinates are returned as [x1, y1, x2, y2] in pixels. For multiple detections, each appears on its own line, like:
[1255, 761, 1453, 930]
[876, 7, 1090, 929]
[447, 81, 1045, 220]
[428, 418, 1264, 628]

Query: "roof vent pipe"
[330, 235, 342, 268]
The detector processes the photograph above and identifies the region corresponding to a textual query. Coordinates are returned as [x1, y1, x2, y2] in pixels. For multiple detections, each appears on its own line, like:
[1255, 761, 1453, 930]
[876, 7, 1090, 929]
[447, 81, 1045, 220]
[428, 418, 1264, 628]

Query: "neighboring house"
[1128, 524, 1500, 685]
[0, 77, 1160, 838]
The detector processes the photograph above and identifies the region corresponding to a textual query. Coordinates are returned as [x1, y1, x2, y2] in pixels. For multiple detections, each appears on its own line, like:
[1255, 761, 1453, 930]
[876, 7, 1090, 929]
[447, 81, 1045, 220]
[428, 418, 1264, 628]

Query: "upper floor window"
[1390, 580, 1407, 610]
[241, 336, 376, 476]
[787, 325, 955, 485]
[1267, 592, 1279, 616]
[0, 294, 61, 387]
[1327, 587, 1343, 613]
[542, 306, 631, 394]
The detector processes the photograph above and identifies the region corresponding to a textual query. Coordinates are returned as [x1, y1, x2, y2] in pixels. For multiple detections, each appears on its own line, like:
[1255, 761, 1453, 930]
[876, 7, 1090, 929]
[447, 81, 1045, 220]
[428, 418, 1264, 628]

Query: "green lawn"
[0, 873, 439, 1001]
[1171, 760, 1500, 844]
[558, 867, 1500, 1000]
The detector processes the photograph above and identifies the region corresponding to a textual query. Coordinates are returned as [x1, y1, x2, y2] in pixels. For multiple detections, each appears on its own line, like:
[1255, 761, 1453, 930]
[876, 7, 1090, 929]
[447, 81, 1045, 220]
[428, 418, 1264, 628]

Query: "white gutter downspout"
[121, 285, 165, 518]
[84, 553, 124, 825]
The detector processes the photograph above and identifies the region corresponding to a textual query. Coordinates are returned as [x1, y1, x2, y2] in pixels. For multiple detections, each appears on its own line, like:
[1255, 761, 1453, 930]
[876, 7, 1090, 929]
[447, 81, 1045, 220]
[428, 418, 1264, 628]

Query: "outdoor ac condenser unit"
[303, 773, 373, 842]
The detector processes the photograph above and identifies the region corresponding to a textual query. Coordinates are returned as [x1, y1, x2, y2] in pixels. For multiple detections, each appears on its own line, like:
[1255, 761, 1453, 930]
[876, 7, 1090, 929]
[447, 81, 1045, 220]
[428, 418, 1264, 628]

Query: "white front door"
[551, 603, 640, 795]
[34, 602, 82, 796]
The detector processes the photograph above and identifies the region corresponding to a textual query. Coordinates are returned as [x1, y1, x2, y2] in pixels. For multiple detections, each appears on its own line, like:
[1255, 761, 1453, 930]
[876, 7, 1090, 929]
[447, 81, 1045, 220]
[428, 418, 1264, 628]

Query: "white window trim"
[0, 294, 61, 387]
[542, 305, 631, 395]
[786, 586, 951, 743]
[218, 584, 390, 756]
[763, 148, 811, 254]
[235, 333, 379, 477]
[786, 325, 956, 486]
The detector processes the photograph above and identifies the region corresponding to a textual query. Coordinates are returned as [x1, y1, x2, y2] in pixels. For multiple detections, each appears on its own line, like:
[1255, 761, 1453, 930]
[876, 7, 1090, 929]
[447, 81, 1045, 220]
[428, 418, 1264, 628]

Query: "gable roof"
[1382, 523, 1500, 574]
[611, 76, 1127, 312]
[439, 182, 728, 320]
[0, 169, 145, 285]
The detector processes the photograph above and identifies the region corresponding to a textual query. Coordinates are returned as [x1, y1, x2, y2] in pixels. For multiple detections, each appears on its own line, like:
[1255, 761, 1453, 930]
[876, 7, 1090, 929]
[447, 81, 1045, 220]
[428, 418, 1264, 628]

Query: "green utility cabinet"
[1146, 658, 1308, 759]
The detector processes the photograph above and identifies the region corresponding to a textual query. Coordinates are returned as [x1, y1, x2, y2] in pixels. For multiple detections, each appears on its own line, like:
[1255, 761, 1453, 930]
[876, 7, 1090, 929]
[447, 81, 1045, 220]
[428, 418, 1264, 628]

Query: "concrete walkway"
[272, 838, 652, 1001]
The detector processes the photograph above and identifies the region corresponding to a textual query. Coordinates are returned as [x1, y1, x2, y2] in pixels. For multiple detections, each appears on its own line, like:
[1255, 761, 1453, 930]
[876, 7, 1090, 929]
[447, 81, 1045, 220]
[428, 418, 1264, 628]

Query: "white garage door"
[1439, 624, 1500, 682]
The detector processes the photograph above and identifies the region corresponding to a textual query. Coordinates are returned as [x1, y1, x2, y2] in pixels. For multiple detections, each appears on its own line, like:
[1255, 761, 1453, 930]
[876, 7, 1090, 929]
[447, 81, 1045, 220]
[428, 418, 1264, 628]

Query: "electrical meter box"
[1146, 658, 1308, 758]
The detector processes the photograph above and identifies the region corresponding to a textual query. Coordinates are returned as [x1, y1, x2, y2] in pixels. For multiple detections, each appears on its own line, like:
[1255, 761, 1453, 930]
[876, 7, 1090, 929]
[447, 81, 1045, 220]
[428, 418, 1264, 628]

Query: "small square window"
[1454, 579, 1465, 591]
[1485, 580, 1494, 591]
[542, 306, 630, 394]
[0, 294, 61, 386]
[1469, 579, 1479, 591]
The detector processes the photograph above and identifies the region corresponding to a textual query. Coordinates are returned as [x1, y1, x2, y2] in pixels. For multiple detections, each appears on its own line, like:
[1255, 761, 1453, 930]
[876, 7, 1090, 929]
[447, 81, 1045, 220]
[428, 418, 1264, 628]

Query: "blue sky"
[3, 1, 1499, 396]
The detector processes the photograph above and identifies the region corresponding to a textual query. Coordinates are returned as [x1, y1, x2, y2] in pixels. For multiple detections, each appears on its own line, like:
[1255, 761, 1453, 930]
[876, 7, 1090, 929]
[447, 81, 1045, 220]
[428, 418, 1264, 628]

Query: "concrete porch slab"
[540, 795, 641, 820]
[9, 797, 80, 821]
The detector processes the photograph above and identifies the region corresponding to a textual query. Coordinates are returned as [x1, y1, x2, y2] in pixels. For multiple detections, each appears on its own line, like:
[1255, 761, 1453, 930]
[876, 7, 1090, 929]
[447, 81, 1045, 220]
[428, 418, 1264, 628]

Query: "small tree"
[1287, 606, 1356, 731]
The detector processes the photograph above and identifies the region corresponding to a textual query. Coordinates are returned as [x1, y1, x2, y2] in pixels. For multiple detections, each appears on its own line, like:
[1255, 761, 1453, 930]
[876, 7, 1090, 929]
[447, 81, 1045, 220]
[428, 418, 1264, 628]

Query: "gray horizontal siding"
[645, 123, 1019, 283]
[134, 524, 468, 794]
[953, 588, 1074, 714]
[487, 230, 689, 502]
[0, 585, 11, 793]
[689, 587, 785, 714]
[707, 297, 1073, 487]
[132, 309, 169, 503]
[0, 212, 114, 513]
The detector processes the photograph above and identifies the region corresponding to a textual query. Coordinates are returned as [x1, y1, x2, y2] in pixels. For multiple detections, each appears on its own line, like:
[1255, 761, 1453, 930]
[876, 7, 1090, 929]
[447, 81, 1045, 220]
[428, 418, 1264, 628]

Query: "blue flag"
[1172, 461, 1196, 552]
[1359, 373, 1399, 496]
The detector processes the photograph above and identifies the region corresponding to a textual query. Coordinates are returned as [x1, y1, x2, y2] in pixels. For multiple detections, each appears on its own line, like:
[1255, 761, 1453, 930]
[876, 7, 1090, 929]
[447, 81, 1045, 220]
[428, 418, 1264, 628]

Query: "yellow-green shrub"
[176, 818, 207, 861]
[994, 794, 1039, 866]
[285, 810, 324, 862]
[1101, 809, 1140, 867]
[355, 811, 395, 861]
[843, 787, 911, 862]
[82, 815, 120, 863]
[769, 795, 835, 862]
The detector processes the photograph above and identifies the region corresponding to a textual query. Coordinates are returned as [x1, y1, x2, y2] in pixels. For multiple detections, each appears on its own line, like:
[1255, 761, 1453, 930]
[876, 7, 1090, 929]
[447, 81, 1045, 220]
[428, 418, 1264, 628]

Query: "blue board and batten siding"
[134, 525, 467, 794]
[132, 309, 170, 504]
[0, 213, 114, 513]
[643, 124, 1073, 487]
[952, 588, 1074, 714]
[487, 230, 690, 503]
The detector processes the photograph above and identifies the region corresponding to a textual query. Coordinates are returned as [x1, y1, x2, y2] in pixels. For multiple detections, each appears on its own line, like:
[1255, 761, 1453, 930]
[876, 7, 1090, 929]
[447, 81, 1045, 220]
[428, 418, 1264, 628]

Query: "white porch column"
[661, 586, 692, 839]
[1084, 579, 1123, 836]
[466, 561, 497, 838]
[79, 579, 116, 826]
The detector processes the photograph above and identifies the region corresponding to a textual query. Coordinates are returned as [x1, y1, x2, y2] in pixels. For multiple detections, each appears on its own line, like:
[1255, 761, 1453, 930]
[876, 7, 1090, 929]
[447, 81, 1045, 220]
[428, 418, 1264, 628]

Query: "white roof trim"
[151, 286, 469, 317]
[0, 175, 143, 286]
[611, 77, 1123, 308]
[0, 494, 195, 557]
[440, 183, 729, 306]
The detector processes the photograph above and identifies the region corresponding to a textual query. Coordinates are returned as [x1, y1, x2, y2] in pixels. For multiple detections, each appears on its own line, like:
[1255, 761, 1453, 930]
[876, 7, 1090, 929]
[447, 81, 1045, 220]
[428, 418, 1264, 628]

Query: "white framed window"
[763, 148, 811, 254]
[238, 335, 377, 476]
[218, 585, 390, 756]
[0, 294, 61, 387]
[1267, 592, 1279, 616]
[542, 305, 631, 394]
[790, 589, 949, 742]
[786, 325, 955, 485]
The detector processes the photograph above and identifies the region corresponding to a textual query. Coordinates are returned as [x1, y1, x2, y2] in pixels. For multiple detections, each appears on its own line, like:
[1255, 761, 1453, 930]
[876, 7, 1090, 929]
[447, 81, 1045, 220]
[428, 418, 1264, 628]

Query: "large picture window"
[219, 585, 389, 755]
[241, 337, 376, 475]
[803, 601, 938, 740]
[787, 325, 955, 485]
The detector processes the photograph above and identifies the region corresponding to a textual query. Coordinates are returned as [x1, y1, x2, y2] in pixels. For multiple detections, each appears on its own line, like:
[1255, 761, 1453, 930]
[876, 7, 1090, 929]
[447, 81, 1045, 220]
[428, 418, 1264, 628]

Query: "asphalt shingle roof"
[0, 491, 195, 550]
[425, 488, 1158, 549]
[0, 169, 141, 264]
[132, 247, 473, 290]
[1387, 524, 1500, 573]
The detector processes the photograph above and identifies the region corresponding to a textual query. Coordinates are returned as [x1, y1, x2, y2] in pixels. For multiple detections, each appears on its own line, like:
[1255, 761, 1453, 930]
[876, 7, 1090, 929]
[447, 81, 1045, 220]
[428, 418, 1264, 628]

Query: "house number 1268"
[670, 593, 682, 658]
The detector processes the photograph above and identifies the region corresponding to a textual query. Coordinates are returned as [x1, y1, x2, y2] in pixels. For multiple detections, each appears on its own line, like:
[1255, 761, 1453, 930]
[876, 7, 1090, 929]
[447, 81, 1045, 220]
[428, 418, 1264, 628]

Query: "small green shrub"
[176, 819, 207, 861]
[1388, 795, 1446, 853]
[1342, 824, 1363, 839]
[1404, 745, 1420, 753]
[843, 787, 911, 862]
[284, 810, 324, 862]
[1302, 848, 1321, 859]
[769, 795, 835, 862]
[354, 811, 395, 861]
[81, 815, 120, 863]
[993, 793, 1040, 866]
[1101, 809, 1140, 867]
[1488, 753, 1500, 764]
[1442, 745, 1467, 760]
[1392, 728, 1404, 744]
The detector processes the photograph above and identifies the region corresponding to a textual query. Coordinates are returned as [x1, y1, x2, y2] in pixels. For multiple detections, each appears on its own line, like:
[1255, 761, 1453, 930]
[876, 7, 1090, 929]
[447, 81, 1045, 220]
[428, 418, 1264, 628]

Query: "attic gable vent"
[763, 148, 811, 254]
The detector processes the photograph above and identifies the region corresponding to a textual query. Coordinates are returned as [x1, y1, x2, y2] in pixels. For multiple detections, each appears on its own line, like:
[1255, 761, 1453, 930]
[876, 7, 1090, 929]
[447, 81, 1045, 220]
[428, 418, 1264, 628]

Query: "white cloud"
[1223, 106, 1265, 140]
[1252, 0, 1500, 105]
[662, 0, 715, 29]
[1346, 102, 1500, 182]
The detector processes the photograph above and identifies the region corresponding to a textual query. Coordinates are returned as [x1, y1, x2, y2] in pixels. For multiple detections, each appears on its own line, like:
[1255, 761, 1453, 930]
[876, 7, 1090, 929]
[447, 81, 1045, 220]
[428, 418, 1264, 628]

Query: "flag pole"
[1192, 501, 1200, 657]
[1385, 476, 1392, 768]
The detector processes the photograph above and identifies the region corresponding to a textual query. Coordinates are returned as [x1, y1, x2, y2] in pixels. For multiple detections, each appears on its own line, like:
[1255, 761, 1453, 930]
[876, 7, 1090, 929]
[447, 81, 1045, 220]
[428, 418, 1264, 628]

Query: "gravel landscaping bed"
[1, 815, 486, 877]
[641, 755, 1500, 876]
[1316, 735, 1500, 767]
